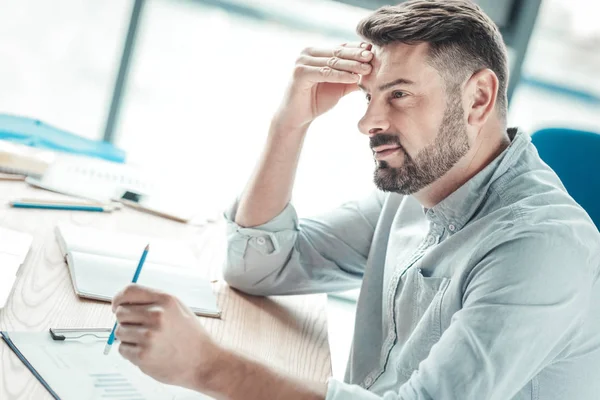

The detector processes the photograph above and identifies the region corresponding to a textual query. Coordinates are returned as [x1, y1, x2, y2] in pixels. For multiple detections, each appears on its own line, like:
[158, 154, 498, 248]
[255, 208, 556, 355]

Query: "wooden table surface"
[0, 181, 331, 399]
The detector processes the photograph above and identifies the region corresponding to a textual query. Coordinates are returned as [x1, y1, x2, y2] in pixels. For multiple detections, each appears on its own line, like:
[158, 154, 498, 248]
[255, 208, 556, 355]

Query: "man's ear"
[464, 68, 499, 128]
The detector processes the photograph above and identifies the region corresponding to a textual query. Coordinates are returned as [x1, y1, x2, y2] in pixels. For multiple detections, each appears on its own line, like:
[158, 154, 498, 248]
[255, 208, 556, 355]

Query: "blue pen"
[10, 202, 112, 212]
[104, 244, 150, 355]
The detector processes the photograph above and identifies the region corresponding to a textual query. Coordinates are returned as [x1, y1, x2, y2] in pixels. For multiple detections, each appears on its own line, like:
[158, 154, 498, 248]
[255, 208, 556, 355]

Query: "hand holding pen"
[104, 244, 150, 355]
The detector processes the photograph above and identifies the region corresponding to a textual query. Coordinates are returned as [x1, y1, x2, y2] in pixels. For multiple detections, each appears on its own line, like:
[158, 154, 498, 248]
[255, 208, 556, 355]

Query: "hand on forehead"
[359, 43, 442, 93]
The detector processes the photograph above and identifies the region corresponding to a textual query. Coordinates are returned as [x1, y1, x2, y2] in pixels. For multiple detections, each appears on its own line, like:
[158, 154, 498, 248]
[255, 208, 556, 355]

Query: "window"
[0, 0, 130, 139]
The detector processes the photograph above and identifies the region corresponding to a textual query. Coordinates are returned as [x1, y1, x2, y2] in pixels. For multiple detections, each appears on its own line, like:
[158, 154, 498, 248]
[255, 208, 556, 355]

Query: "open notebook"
[55, 224, 221, 318]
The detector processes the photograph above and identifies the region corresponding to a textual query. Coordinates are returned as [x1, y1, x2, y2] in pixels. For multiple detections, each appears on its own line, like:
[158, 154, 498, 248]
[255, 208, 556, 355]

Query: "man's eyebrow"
[358, 78, 415, 93]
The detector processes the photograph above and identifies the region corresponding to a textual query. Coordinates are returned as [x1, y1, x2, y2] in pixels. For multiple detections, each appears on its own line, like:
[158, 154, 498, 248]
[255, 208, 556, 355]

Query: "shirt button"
[364, 376, 373, 386]
[448, 224, 456, 232]
[256, 237, 266, 245]
[427, 235, 436, 245]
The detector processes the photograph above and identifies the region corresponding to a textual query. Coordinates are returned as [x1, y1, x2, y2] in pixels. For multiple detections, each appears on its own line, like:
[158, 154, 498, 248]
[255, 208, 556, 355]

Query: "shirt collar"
[424, 128, 529, 233]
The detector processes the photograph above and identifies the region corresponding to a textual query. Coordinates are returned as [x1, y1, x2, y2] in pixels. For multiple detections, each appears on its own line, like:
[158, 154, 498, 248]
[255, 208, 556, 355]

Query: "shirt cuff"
[224, 197, 299, 233]
[223, 198, 299, 279]
[326, 378, 382, 400]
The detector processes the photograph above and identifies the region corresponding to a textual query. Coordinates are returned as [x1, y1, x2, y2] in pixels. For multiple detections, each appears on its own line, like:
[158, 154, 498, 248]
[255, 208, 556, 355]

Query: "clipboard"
[1, 329, 212, 400]
[1, 331, 60, 399]
[48, 328, 112, 341]
[1, 329, 112, 400]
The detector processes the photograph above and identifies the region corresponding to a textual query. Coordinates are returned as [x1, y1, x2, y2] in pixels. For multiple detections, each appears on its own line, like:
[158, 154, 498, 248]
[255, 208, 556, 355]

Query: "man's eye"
[392, 91, 406, 99]
[365, 94, 372, 103]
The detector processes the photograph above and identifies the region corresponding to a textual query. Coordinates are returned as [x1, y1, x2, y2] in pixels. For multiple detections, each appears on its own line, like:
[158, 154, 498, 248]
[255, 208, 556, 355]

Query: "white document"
[25, 155, 215, 223]
[55, 224, 221, 318]
[0, 227, 33, 308]
[0, 254, 21, 308]
[26, 154, 154, 203]
[3, 331, 213, 400]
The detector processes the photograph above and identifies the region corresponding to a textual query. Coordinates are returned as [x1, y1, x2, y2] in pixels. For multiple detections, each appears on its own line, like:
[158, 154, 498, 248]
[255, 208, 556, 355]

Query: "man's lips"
[372, 144, 402, 160]
[372, 144, 401, 153]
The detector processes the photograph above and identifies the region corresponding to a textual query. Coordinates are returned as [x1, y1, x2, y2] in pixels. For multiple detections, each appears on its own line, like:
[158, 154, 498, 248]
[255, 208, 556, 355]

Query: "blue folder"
[0, 114, 126, 163]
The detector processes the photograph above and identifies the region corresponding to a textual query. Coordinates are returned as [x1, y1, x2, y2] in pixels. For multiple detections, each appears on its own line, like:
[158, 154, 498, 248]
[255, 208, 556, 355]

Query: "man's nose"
[358, 104, 391, 137]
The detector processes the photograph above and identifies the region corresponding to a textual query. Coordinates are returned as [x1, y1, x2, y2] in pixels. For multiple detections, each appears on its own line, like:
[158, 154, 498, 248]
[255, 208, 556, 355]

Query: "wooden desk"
[0, 181, 331, 399]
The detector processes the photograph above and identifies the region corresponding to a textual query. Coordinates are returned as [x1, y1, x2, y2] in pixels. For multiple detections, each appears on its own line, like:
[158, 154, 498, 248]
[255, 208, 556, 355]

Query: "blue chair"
[531, 128, 600, 230]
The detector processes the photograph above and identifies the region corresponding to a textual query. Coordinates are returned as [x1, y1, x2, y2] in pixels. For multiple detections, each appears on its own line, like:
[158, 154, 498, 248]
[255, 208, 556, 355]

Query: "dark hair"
[357, 0, 509, 119]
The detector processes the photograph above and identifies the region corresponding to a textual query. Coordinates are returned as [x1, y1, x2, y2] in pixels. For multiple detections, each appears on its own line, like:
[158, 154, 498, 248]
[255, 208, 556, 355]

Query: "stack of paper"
[0, 139, 55, 177]
[0, 227, 33, 307]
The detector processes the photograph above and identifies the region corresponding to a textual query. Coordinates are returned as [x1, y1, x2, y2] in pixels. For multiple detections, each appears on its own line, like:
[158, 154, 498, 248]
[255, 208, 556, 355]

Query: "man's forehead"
[361, 42, 438, 90]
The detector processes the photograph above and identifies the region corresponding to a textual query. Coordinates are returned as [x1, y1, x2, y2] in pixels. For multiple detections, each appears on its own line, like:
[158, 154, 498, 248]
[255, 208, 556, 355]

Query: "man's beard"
[372, 93, 470, 194]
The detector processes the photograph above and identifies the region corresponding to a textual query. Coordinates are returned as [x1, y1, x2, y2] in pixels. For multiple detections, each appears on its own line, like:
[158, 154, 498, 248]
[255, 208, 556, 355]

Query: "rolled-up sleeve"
[223, 191, 384, 296]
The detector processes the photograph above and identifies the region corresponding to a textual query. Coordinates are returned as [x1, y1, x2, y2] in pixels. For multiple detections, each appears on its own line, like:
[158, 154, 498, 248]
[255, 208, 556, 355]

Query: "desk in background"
[0, 180, 331, 399]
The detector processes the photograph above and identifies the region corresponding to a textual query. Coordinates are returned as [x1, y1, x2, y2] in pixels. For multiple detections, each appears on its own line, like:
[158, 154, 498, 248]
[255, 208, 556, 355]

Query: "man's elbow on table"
[223, 220, 300, 296]
[222, 262, 266, 296]
[222, 244, 285, 296]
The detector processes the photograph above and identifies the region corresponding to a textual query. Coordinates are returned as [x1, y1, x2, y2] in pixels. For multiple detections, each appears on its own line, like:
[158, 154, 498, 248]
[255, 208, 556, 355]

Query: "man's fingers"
[112, 284, 167, 312]
[301, 45, 373, 62]
[118, 342, 142, 364]
[294, 65, 360, 84]
[341, 41, 372, 50]
[115, 324, 153, 345]
[115, 304, 165, 326]
[297, 55, 372, 75]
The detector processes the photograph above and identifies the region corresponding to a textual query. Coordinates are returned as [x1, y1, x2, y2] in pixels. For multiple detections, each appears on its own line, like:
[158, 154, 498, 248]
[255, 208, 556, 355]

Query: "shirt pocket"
[396, 267, 450, 379]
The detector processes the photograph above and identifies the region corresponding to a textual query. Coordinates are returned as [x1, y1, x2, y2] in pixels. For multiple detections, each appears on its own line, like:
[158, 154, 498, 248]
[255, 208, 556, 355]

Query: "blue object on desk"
[0, 114, 126, 163]
[104, 244, 150, 355]
[10, 202, 109, 212]
[531, 127, 600, 230]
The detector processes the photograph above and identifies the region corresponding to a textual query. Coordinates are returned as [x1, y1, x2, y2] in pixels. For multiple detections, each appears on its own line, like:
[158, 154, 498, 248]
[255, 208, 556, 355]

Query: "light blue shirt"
[223, 129, 600, 399]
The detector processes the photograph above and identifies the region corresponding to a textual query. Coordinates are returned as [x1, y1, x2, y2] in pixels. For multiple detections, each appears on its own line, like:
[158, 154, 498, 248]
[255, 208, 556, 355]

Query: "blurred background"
[2, 0, 599, 216]
[1, 0, 599, 377]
